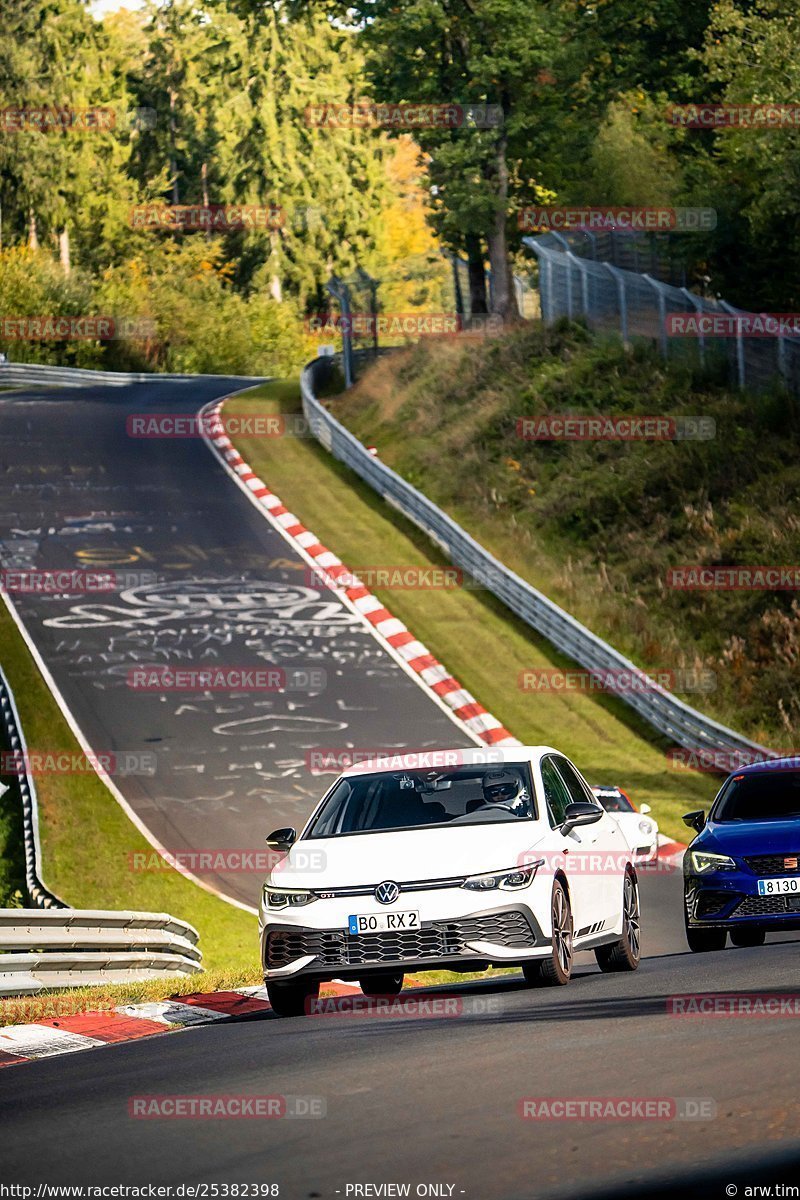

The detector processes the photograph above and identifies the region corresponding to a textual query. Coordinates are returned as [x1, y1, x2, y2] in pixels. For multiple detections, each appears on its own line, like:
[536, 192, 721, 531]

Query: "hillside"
[332, 323, 800, 749]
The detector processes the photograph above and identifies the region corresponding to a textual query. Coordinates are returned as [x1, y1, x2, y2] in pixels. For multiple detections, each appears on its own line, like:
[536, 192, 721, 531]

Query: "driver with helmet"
[468, 768, 531, 816]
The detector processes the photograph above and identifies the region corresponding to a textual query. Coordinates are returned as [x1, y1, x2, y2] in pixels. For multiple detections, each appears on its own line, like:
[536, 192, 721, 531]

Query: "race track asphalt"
[1, 867, 799, 1199]
[0, 380, 470, 906]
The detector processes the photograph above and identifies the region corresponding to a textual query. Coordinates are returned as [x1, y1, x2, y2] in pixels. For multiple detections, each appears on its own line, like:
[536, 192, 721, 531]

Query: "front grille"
[265, 911, 535, 970]
[735, 893, 800, 917]
[743, 853, 800, 875]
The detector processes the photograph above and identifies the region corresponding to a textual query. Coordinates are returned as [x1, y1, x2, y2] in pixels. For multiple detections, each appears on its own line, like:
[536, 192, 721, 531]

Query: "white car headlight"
[689, 850, 736, 873]
[638, 820, 653, 835]
[462, 860, 543, 892]
[262, 884, 318, 909]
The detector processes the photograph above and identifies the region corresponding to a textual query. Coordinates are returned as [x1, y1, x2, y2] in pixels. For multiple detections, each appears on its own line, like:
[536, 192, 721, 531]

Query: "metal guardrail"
[0, 658, 203, 991]
[0, 363, 265, 388]
[301, 354, 771, 762]
[0, 666, 66, 909]
[0, 910, 202, 995]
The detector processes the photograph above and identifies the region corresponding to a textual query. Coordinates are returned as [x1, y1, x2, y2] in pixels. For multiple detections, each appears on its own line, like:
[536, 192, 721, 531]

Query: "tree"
[695, 0, 800, 308]
[0, 0, 140, 273]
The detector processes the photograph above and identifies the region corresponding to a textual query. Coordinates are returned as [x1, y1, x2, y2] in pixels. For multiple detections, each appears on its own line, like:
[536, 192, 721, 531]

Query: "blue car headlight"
[689, 850, 737, 874]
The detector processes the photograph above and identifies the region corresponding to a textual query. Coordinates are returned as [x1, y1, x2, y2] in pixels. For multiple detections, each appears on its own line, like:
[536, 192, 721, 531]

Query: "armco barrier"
[0, 910, 202, 995]
[0, 362, 265, 388]
[0, 665, 66, 909]
[301, 354, 770, 762]
[0, 667, 205, 992]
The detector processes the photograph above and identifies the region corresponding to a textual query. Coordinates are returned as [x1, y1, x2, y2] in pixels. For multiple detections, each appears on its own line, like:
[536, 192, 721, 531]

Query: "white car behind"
[591, 785, 659, 863]
[259, 746, 641, 1016]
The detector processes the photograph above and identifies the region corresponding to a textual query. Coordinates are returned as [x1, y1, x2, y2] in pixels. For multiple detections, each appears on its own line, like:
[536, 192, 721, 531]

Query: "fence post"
[326, 274, 354, 389]
[643, 274, 668, 359]
[564, 253, 574, 318]
[603, 263, 629, 345]
[720, 300, 745, 389]
[680, 288, 706, 369]
[576, 256, 589, 319]
[355, 266, 380, 358]
[778, 333, 787, 387]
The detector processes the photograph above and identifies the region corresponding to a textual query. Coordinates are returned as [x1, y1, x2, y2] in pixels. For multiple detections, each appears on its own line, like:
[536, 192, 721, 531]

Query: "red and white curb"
[0, 983, 362, 1069]
[656, 836, 686, 867]
[200, 399, 519, 749]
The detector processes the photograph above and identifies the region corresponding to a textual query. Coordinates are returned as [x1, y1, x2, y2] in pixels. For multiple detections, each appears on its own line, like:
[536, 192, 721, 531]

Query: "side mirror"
[682, 810, 706, 834]
[640, 804, 652, 815]
[561, 800, 603, 833]
[266, 827, 297, 851]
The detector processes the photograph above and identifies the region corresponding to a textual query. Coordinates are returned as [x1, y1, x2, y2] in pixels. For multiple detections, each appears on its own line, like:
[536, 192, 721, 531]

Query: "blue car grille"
[735, 893, 800, 917]
[744, 853, 800, 875]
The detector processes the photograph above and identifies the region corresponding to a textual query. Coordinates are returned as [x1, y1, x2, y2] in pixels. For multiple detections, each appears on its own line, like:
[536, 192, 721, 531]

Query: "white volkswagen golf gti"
[259, 746, 641, 1015]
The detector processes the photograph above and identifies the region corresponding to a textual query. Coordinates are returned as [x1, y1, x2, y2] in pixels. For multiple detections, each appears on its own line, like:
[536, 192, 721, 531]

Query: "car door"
[552, 755, 628, 928]
[538, 755, 599, 933]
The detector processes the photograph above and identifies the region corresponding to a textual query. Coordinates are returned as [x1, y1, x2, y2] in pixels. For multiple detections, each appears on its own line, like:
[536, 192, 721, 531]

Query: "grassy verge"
[0, 602, 258, 973]
[227, 381, 718, 841]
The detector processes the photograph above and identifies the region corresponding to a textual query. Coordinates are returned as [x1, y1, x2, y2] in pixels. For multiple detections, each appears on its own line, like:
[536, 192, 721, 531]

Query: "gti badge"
[375, 880, 400, 904]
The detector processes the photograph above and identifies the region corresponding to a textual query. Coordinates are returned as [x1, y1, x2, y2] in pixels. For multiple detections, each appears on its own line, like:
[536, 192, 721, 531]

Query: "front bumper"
[261, 902, 547, 981]
[633, 840, 658, 864]
[684, 869, 800, 929]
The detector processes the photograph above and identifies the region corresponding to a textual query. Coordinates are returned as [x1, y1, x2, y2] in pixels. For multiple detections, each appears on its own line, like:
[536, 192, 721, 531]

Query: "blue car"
[683, 757, 800, 951]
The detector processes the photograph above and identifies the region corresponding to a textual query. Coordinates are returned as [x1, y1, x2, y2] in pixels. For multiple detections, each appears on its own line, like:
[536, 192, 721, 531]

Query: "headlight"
[462, 860, 543, 892]
[638, 820, 653, 835]
[262, 885, 318, 909]
[689, 850, 736, 873]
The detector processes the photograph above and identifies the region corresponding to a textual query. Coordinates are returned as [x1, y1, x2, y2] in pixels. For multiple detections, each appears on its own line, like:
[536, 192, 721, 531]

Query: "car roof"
[340, 745, 560, 777]
[726, 755, 800, 780]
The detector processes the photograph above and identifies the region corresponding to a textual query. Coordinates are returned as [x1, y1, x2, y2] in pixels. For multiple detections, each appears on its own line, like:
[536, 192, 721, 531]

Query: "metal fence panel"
[525, 232, 800, 396]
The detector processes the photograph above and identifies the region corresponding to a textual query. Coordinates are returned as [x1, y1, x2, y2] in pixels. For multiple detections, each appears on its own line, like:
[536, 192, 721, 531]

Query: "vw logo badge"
[375, 880, 400, 905]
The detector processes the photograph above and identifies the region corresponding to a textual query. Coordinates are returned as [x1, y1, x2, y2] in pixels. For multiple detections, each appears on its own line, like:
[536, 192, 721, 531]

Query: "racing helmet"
[482, 769, 523, 806]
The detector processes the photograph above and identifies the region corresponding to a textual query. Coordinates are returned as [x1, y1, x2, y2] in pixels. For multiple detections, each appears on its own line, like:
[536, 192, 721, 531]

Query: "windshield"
[593, 789, 634, 813]
[712, 771, 800, 822]
[305, 763, 536, 838]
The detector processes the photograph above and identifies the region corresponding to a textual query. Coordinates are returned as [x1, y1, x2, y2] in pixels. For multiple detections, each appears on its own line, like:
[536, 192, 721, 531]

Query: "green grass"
[0, 601, 258, 973]
[227, 380, 719, 841]
[0, 969, 262, 1028]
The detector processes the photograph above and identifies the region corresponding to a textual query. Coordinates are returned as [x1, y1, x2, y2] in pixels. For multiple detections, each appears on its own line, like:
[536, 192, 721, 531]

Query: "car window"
[304, 763, 536, 837]
[553, 756, 595, 806]
[592, 787, 633, 812]
[712, 770, 800, 822]
[540, 757, 573, 828]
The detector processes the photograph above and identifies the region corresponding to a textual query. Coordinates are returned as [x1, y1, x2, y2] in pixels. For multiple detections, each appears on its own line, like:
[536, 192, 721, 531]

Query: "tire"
[685, 921, 727, 953]
[359, 973, 404, 997]
[730, 927, 766, 948]
[266, 978, 320, 1017]
[538, 879, 573, 986]
[521, 960, 544, 985]
[595, 872, 641, 972]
